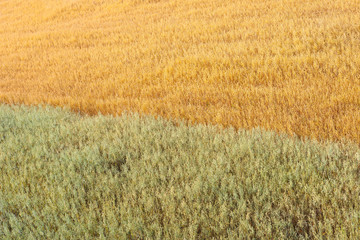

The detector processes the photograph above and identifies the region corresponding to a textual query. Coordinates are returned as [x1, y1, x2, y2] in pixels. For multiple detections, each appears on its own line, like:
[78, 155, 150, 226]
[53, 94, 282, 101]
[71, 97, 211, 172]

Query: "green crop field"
[0, 105, 359, 239]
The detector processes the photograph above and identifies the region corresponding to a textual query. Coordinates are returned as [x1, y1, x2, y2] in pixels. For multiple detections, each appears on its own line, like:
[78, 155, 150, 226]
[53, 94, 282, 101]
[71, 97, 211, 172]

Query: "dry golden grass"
[0, 0, 359, 143]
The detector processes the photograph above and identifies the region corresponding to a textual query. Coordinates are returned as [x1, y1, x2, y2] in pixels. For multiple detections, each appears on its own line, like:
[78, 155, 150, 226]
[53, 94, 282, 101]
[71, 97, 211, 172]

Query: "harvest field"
[0, 0, 359, 143]
[1, 0, 360, 239]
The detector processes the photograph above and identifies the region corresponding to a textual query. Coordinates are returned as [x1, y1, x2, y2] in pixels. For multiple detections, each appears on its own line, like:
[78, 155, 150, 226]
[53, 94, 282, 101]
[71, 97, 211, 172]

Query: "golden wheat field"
[0, 0, 359, 143]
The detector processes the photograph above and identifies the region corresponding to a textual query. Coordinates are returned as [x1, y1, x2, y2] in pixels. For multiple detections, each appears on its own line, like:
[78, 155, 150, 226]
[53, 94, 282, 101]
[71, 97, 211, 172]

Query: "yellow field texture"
[0, 0, 359, 143]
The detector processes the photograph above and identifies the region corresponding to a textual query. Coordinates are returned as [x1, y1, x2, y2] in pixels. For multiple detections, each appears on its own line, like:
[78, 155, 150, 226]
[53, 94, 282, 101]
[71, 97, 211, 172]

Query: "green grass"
[0, 104, 359, 239]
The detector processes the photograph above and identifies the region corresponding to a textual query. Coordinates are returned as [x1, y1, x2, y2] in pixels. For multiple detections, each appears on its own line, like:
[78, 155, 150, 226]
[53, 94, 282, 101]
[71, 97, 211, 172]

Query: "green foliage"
[0, 104, 359, 239]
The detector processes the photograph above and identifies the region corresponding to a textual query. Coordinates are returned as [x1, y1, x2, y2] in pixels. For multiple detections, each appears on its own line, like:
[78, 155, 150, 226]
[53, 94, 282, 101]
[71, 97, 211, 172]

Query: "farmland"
[1, 0, 360, 238]
[0, 0, 359, 143]
[0, 104, 359, 239]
